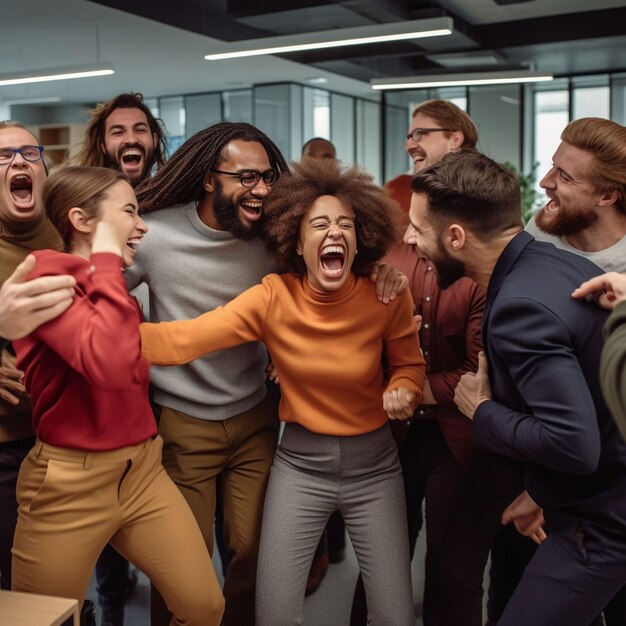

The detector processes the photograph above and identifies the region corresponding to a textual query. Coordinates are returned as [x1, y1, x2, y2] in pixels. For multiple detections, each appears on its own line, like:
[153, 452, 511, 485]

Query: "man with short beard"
[409, 150, 626, 626]
[74, 92, 166, 188]
[526, 117, 626, 273]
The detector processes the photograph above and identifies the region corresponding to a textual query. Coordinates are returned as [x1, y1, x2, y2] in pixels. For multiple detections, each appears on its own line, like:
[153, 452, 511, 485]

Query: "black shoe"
[81, 600, 96, 626]
[101, 607, 124, 626]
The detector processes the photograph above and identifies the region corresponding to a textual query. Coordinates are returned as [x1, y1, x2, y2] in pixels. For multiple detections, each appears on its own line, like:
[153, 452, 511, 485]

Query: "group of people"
[0, 90, 625, 626]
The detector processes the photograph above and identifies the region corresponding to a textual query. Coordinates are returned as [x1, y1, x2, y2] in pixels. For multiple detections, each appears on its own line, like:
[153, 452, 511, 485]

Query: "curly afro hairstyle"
[263, 158, 403, 277]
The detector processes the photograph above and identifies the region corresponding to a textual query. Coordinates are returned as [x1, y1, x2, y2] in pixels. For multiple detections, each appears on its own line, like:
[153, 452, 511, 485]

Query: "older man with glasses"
[0, 122, 64, 598]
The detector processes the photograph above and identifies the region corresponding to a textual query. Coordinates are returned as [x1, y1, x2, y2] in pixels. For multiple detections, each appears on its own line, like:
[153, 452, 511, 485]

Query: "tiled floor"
[88, 530, 429, 625]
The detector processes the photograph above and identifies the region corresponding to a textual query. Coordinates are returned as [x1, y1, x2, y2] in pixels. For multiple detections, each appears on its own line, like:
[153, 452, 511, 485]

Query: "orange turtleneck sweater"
[140, 272, 425, 436]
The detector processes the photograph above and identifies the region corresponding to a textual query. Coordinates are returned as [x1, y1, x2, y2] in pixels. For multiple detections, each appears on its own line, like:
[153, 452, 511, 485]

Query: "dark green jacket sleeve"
[601, 300, 626, 442]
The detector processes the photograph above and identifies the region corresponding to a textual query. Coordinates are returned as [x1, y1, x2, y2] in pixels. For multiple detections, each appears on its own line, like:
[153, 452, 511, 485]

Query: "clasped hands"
[383, 387, 418, 420]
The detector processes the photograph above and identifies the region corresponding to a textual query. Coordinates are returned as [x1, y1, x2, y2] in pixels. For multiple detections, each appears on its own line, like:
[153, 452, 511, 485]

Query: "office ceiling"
[1, 0, 626, 110]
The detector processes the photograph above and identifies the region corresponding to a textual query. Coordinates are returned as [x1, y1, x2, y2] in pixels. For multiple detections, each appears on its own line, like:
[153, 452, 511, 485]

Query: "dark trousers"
[497, 511, 626, 626]
[95, 544, 131, 611]
[437, 450, 536, 626]
[0, 437, 33, 590]
[604, 586, 626, 626]
[486, 523, 541, 623]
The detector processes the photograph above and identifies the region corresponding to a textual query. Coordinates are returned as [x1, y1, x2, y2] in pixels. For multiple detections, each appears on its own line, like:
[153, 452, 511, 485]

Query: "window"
[533, 89, 569, 199]
[572, 76, 610, 120]
[303, 88, 330, 141]
[159, 96, 186, 156]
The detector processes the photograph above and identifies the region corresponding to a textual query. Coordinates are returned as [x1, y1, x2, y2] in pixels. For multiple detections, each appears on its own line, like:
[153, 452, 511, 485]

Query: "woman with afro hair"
[139, 157, 425, 625]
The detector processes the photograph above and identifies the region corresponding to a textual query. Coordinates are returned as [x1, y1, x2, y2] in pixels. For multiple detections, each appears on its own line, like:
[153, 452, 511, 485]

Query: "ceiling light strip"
[371, 71, 553, 90]
[0, 65, 114, 87]
[205, 17, 453, 61]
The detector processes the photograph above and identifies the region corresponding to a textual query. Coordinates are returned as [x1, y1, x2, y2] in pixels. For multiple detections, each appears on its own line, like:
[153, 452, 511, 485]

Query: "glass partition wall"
[13, 73, 624, 192]
[143, 83, 381, 181]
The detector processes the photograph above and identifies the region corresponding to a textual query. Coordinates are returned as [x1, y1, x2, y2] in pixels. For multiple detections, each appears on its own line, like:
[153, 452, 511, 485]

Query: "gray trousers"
[256, 422, 415, 626]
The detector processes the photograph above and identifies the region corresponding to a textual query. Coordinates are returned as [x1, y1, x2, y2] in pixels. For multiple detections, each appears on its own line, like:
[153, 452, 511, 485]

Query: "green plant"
[503, 161, 543, 224]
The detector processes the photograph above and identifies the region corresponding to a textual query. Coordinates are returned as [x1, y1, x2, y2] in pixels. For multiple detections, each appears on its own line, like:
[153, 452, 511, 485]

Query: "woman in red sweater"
[11, 166, 224, 626]
[140, 158, 426, 625]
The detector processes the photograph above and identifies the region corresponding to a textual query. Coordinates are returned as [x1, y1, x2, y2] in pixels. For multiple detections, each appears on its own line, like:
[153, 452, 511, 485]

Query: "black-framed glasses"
[0, 145, 44, 165]
[405, 128, 452, 143]
[210, 168, 278, 188]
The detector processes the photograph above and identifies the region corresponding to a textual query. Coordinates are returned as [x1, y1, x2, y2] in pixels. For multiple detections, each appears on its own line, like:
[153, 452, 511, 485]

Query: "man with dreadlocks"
[73, 92, 166, 188]
[126, 121, 406, 626]
[123, 122, 286, 626]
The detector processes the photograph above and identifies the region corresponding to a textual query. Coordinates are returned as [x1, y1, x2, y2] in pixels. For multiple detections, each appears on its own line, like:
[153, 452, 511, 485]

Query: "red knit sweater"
[14, 250, 156, 450]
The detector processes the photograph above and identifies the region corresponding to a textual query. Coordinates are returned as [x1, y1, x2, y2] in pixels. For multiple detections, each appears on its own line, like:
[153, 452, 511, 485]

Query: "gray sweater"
[526, 215, 626, 273]
[125, 202, 278, 420]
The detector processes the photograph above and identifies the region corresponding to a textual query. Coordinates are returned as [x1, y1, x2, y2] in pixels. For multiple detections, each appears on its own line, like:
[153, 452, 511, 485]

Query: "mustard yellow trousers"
[12, 436, 224, 626]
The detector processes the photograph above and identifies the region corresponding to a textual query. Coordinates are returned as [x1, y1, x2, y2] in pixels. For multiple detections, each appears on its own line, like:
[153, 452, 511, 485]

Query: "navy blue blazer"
[474, 231, 626, 532]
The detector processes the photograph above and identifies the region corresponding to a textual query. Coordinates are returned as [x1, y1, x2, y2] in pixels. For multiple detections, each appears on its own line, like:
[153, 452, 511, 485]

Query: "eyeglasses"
[210, 168, 278, 188]
[0, 145, 44, 165]
[405, 128, 452, 143]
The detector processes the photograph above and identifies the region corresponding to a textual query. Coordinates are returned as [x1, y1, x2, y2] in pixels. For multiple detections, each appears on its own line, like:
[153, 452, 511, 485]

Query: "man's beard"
[534, 203, 598, 238]
[431, 243, 466, 289]
[213, 180, 261, 241]
[104, 143, 155, 188]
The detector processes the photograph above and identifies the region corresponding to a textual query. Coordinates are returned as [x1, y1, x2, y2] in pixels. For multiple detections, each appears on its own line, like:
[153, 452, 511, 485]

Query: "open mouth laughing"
[320, 244, 346, 278]
[410, 149, 426, 166]
[126, 237, 142, 254]
[10, 174, 34, 208]
[119, 147, 145, 171]
[544, 196, 559, 213]
[409, 148, 428, 173]
[240, 199, 263, 222]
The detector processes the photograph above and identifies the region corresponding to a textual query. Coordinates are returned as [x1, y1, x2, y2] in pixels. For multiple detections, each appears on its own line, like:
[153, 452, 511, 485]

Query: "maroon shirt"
[384, 242, 485, 470]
